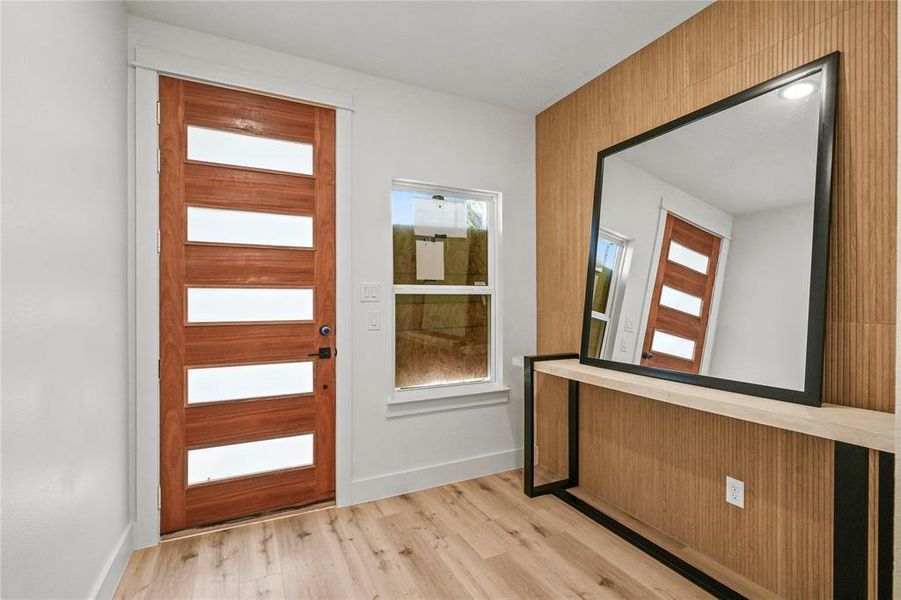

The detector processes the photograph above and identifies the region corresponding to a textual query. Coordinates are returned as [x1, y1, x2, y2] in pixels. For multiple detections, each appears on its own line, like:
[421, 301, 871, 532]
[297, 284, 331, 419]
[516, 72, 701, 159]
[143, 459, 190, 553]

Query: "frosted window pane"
[668, 241, 709, 274]
[187, 361, 314, 404]
[187, 207, 313, 248]
[651, 330, 695, 360]
[187, 126, 313, 175]
[659, 285, 703, 317]
[187, 434, 313, 485]
[187, 288, 313, 323]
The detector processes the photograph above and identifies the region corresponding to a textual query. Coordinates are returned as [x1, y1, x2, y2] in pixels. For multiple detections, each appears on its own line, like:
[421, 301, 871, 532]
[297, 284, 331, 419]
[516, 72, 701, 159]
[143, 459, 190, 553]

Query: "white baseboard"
[89, 522, 134, 600]
[349, 448, 523, 505]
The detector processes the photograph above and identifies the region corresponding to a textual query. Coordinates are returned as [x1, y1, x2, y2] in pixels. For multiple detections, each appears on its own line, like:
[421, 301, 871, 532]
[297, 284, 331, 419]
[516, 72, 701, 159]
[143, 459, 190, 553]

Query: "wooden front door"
[159, 76, 336, 533]
[640, 214, 721, 374]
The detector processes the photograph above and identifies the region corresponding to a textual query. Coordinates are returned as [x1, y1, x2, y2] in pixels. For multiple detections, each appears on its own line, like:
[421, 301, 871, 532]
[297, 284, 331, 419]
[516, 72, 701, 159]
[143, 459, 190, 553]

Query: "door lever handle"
[308, 347, 332, 360]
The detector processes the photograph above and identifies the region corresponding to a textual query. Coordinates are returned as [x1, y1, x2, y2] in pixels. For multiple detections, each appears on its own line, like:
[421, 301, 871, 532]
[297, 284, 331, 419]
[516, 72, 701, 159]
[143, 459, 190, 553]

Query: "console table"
[523, 354, 895, 599]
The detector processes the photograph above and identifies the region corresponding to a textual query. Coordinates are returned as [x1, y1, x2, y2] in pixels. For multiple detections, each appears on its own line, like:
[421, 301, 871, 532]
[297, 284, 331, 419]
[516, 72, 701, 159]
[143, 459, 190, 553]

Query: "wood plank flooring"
[114, 471, 709, 599]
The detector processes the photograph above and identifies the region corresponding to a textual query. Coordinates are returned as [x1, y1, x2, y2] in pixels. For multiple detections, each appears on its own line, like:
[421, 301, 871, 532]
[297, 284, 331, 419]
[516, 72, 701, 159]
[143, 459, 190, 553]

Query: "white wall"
[597, 158, 661, 361]
[707, 203, 813, 390]
[1, 2, 131, 598]
[128, 17, 536, 507]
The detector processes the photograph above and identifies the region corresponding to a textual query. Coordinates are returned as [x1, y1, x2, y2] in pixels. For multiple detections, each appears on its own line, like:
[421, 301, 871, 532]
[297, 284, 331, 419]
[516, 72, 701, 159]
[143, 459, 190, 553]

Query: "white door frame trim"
[131, 49, 353, 549]
[133, 46, 355, 110]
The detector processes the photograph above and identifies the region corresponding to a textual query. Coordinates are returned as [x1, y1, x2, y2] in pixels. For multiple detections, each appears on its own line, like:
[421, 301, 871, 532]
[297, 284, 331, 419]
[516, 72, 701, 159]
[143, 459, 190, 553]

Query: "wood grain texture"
[536, 358, 894, 452]
[184, 468, 319, 529]
[641, 215, 721, 373]
[185, 396, 317, 448]
[184, 163, 316, 214]
[182, 79, 316, 143]
[577, 384, 834, 598]
[534, 373, 569, 484]
[535, 1, 896, 597]
[312, 106, 337, 501]
[567, 487, 782, 600]
[159, 75, 189, 531]
[185, 245, 316, 287]
[159, 77, 337, 532]
[114, 471, 710, 599]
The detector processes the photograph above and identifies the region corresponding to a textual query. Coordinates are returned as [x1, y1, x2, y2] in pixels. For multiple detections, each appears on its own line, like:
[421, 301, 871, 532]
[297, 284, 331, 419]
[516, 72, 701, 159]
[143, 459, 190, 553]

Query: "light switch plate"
[361, 282, 380, 303]
[367, 310, 380, 331]
[725, 476, 745, 509]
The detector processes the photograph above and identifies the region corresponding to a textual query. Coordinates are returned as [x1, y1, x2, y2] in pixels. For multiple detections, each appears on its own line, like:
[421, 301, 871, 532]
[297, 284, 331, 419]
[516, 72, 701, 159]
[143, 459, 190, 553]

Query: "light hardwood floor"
[114, 471, 708, 599]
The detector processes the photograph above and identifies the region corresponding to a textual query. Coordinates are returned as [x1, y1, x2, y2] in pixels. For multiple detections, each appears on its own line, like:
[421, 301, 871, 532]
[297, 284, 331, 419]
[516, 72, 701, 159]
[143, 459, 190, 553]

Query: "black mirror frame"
[579, 52, 839, 407]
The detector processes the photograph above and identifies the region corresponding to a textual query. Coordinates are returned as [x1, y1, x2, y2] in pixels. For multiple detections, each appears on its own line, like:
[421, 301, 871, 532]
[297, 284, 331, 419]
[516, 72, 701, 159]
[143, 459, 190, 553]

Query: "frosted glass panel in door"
[187, 126, 314, 175]
[187, 207, 314, 248]
[187, 288, 313, 323]
[187, 434, 314, 485]
[651, 330, 696, 360]
[667, 241, 709, 274]
[659, 285, 703, 317]
[187, 361, 315, 404]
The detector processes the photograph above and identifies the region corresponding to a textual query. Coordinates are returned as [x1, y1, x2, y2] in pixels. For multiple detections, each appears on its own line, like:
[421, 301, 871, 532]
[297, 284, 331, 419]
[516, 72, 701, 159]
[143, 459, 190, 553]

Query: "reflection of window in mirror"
[588, 231, 629, 359]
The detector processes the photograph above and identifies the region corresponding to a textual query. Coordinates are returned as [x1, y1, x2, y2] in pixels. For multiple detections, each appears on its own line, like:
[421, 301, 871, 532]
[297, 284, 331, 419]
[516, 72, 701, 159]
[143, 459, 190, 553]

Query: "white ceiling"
[125, 1, 711, 114]
[618, 72, 824, 216]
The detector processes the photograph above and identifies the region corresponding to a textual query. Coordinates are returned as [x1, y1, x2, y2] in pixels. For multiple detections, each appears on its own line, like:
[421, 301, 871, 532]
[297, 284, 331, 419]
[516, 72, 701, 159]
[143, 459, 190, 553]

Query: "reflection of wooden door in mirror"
[641, 214, 721, 374]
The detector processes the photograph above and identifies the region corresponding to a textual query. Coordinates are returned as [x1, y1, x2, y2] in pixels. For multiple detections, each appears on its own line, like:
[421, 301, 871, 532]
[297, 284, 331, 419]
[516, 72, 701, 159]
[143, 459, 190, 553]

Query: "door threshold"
[161, 499, 335, 542]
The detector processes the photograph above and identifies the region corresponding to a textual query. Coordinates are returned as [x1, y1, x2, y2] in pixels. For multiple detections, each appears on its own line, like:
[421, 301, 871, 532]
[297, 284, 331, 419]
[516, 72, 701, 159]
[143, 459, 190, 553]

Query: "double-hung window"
[391, 180, 500, 397]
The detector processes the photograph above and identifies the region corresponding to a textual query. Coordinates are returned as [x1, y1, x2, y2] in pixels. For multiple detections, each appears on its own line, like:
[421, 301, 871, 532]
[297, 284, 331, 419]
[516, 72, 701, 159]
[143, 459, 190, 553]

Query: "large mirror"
[580, 53, 838, 406]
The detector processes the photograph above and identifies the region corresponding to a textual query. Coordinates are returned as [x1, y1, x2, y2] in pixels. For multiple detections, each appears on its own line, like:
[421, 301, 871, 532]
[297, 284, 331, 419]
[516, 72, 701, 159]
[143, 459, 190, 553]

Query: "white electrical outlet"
[725, 476, 745, 509]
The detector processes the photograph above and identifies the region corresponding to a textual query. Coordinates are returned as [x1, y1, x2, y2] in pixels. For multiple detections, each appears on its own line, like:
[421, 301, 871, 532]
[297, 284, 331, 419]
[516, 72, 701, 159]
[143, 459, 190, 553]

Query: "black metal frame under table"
[523, 354, 893, 600]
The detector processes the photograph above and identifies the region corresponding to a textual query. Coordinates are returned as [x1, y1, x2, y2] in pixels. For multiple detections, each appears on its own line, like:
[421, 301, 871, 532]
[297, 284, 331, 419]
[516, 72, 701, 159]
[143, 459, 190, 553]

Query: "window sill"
[386, 382, 510, 418]
[390, 382, 510, 404]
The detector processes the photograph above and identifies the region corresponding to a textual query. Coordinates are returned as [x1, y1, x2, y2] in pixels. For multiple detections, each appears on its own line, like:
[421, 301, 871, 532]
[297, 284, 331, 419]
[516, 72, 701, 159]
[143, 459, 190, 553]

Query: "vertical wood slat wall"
[534, 1, 896, 597]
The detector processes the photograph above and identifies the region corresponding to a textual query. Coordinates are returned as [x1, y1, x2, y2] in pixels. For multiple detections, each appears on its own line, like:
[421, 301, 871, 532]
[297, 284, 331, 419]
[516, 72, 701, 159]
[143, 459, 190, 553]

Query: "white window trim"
[388, 179, 506, 408]
[590, 228, 629, 360]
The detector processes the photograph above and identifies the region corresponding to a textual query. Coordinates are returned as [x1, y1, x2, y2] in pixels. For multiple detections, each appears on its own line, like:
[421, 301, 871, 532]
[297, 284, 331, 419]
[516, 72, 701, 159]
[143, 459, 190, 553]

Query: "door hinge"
[156, 101, 160, 125]
[157, 485, 162, 511]
[157, 358, 161, 380]
[156, 149, 161, 174]
[156, 230, 161, 254]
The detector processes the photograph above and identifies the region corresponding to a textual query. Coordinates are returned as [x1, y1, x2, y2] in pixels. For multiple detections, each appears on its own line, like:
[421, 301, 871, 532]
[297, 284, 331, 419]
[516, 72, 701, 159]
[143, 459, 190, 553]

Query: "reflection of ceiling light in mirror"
[779, 81, 817, 100]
